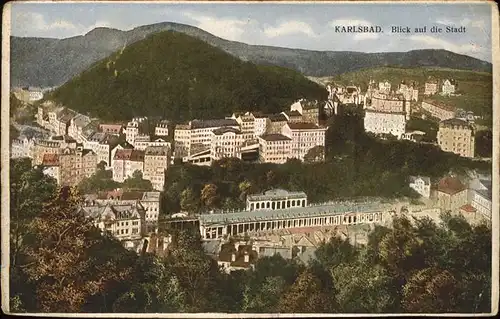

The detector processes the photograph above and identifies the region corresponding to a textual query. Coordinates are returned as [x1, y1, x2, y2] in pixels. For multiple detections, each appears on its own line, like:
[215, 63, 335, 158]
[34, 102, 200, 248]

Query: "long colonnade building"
[199, 190, 397, 240]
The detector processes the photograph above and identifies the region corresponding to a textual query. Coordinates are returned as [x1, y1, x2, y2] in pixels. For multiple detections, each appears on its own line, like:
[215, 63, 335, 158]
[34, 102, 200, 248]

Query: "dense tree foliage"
[9, 162, 491, 313]
[77, 167, 121, 194]
[47, 31, 327, 122]
[122, 170, 153, 191]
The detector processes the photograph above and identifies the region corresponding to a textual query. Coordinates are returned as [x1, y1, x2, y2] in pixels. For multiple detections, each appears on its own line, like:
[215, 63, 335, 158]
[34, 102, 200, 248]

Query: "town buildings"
[210, 127, 245, 161]
[68, 114, 92, 142]
[174, 119, 239, 158]
[230, 112, 255, 141]
[10, 136, 35, 159]
[436, 176, 468, 212]
[469, 178, 492, 220]
[125, 120, 140, 145]
[154, 120, 170, 137]
[198, 190, 397, 240]
[424, 80, 439, 96]
[281, 122, 327, 161]
[112, 149, 145, 183]
[80, 202, 145, 241]
[363, 110, 406, 138]
[441, 79, 456, 96]
[87, 190, 161, 233]
[378, 81, 392, 94]
[281, 110, 303, 123]
[99, 123, 123, 135]
[366, 92, 407, 115]
[258, 134, 292, 164]
[143, 146, 170, 191]
[421, 100, 455, 121]
[246, 189, 308, 211]
[41, 153, 60, 184]
[253, 113, 270, 137]
[267, 114, 288, 134]
[437, 118, 475, 158]
[58, 147, 98, 187]
[409, 176, 431, 198]
[290, 99, 320, 124]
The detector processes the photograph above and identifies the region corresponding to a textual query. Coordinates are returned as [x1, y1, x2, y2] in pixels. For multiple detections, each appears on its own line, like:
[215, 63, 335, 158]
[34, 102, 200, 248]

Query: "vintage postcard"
[1, 0, 498, 316]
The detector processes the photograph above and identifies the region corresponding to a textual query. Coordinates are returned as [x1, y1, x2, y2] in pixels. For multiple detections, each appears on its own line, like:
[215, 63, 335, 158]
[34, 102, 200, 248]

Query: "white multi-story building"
[174, 119, 239, 157]
[125, 121, 139, 145]
[424, 80, 439, 96]
[232, 112, 255, 141]
[441, 79, 456, 96]
[378, 81, 392, 94]
[210, 127, 245, 161]
[470, 179, 492, 220]
[409, 176, 431, 198]
[437, 118, 475, 158]
[281, 122, 327, 161]
[87, 190, 161, 233]
[68, 114, 92, 143]
[253, 113, 270, 137]
[112, 149, 145, 183]
[83, 132, 112, 166]
[80, 203, 145, 241]
[133, 134, 151, 150]
[363, 110, 406, 139]
[258, 134, 292, 164]
[154, 120, 170, 137]
[421, 100, 455, 121]
[143, 146, 170, 191]
[10, 136, 35, 159]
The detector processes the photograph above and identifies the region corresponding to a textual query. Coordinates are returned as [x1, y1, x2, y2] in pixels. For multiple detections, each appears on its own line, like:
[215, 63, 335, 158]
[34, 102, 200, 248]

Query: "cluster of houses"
[327, 78, 477, 158]
[409, 172, 492, 222]
[424, 78, 458, 96]
[174, 99, 327, 165]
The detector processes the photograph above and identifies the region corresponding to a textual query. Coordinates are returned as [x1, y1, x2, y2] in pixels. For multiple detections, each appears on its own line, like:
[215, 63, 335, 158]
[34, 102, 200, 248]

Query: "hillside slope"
[47, 31, 327, 121]
[11, 22, 492, 87]
[329, 66, 493, 126]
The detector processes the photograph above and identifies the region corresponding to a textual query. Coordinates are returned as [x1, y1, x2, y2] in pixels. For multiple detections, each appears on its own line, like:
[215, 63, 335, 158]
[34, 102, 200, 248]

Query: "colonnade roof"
[199, 201, 391, 225]
[247, 189, 307, 202]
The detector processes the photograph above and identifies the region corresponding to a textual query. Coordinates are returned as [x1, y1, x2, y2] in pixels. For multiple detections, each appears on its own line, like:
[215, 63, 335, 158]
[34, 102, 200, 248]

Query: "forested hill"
[11, 21, 492, 87]
[46, 31, 327, 122]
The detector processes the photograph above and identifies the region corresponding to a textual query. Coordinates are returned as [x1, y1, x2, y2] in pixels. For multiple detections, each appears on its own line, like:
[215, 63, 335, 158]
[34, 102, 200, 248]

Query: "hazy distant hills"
[47, 31, 327, 121]
[11, 21, 492, 87]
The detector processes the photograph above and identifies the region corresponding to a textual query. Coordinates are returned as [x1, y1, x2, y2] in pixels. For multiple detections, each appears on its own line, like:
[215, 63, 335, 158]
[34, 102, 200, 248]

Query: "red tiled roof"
[114, 149, 133, 160]
[42, 153, 59, 166]
[460, 204, 477, 213]
[437, 176, 466, 195]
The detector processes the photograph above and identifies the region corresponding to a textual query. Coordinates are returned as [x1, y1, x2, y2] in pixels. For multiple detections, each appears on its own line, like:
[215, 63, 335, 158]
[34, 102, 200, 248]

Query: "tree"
[166, 230, 222, 312]
[200, 183, 219, 208]
[312, 236, 358, 271]
[21, 187, 134, 312]
[331, 260, 396, 313]
[304, 145, 325, 163]
[242, 276, 286, 312]
[179, 188, 198, 214]
[122, 170, 153, 191]
[402, 267, 459, 313]
[276, 270, 333, 313]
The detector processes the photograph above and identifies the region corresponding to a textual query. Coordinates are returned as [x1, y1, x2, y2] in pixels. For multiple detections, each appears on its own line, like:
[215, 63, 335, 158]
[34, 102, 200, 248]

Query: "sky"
[9, 1, 493, 62]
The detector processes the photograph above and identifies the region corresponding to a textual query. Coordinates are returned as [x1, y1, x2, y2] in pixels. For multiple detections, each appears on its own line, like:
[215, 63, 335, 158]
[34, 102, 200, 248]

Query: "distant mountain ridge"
[10, 21, 492, 87]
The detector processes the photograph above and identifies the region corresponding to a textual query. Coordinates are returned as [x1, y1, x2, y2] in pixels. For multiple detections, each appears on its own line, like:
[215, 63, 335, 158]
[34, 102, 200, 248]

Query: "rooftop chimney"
[243, 252, 249, 263]
[231, 253, 236, 262]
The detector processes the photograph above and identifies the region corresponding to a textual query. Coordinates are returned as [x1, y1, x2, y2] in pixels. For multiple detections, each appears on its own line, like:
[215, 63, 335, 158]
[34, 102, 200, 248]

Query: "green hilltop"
[46, 31, 327, 122]
[326, 66, 493, 127]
